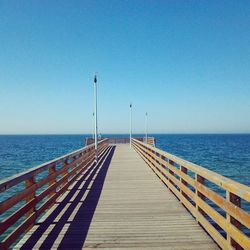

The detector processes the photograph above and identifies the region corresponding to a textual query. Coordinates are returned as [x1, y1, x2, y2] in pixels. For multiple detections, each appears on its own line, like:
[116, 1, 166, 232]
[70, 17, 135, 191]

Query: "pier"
[0, 138, 250, 249]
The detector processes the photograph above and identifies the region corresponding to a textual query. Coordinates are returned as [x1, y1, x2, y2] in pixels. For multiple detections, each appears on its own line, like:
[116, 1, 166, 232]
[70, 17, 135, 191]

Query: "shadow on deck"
[20, 146, 115, 249]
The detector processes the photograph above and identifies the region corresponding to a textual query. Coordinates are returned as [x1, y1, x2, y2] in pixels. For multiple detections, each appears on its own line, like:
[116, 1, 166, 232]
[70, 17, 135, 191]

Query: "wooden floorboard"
[15, 145, 219, 249]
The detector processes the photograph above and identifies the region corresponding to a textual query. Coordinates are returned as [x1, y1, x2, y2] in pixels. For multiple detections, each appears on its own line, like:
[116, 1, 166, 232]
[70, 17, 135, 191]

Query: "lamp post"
[145, 112, 148, 144]
[130, 103, 132, 148]
[94, 74, 98, 162]
[92, 112, 95, 140]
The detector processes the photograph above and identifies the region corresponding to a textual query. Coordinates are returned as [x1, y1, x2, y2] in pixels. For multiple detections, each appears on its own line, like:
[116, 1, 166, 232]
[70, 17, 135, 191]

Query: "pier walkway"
[15, 145, 218, 249]
[1, 138, 249, 250]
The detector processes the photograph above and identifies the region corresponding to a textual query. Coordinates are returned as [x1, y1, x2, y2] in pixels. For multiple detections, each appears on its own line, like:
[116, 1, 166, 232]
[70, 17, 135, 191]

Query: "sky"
[0, 1, 250, 134]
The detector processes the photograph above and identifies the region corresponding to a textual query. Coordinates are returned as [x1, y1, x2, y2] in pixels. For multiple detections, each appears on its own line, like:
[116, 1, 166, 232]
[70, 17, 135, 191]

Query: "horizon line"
[0, 132, 250, 136]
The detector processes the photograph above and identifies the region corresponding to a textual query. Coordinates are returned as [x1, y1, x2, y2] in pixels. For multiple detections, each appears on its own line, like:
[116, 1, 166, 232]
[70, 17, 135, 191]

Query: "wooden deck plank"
[15, 145, 219, 249]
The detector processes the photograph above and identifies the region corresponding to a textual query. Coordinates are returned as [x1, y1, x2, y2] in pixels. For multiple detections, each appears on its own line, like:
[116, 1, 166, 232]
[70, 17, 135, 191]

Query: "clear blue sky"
[0, 1, 249, 134]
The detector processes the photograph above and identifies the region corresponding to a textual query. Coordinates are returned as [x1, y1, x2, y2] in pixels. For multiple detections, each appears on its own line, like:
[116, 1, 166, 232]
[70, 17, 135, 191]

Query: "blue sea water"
[0, 135, 89, 180]
[0, 134, 250, 185]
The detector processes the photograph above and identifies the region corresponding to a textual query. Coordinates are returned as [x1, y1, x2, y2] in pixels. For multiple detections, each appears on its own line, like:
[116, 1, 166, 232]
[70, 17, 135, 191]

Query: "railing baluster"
[25, 176, 36, 221]
[48, 165, 56, 198]
[195, 174, 206, 218]
[226, 191, 243, 250]
[180, 166, 188, 200]
[169, 160, 175, 187]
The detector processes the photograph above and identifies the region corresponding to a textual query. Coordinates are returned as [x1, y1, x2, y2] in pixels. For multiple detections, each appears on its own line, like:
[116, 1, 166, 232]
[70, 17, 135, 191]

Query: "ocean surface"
[1, 134, 250, 186]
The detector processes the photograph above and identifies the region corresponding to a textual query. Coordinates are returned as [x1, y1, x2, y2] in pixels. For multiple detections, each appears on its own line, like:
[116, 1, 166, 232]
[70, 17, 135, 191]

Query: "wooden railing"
[108, 137, 155, 146]
[132, 138, 250, 250]
[108, 138, 130, 144]
[85, 137, 103, 146]
[85, 137, 155, 146]
[0, 139, 109, 249]
[143, 137, 156, 147]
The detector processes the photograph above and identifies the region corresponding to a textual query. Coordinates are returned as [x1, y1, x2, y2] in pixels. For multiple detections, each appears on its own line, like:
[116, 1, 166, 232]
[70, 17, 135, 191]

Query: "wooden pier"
[0, 138, 250, 249]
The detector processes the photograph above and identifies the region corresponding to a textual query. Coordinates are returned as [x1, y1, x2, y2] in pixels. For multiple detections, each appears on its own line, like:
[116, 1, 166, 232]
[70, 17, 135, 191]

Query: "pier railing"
[108, 138, 130, 144]
[132, 138, 250, 250]
[108, 137, 155, 146]
[0, 139, 109, 249]
[86, 137, 155, 146]
[143, 137, 155, 147]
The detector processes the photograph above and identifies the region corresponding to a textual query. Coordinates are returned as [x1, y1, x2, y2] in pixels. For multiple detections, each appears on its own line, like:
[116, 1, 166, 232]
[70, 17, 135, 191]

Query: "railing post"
[168, 160, 175, 187]
[48, 165, 56, 198]
[161, 155, 167, 173]
[180, 166, 188, 200]
[160, 155, 168, 186]
[63, 159, 69, 177]
[152, 148, 157, 168]
[71, 156, 78, 175]
[57, 160, 69, 191]
[25, 176, 36, 217]
[226, 191, 242, 250]
[195, 174, 206, 218]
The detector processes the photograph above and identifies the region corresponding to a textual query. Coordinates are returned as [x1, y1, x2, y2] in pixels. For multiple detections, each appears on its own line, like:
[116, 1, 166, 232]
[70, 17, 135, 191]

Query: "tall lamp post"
[130, 103, 132, 148]
[145, 112, 148, 144]
[94, 74, 98, 162]
[92, 112, 95, 140]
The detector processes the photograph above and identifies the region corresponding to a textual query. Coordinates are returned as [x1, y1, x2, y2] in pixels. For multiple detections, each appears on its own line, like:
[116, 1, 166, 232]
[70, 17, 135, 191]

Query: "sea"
[1, 134, 249, 186]
[0, 134, 249, 242]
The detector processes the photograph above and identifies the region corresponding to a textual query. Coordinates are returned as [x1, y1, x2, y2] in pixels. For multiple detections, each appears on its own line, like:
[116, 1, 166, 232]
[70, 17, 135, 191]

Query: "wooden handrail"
[108, 137, 155, 146]
[143, 137, 156, 147]
[108, 138, 130, 144]
[0, 139, 109, 249]
[132, 138, 250, 250]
